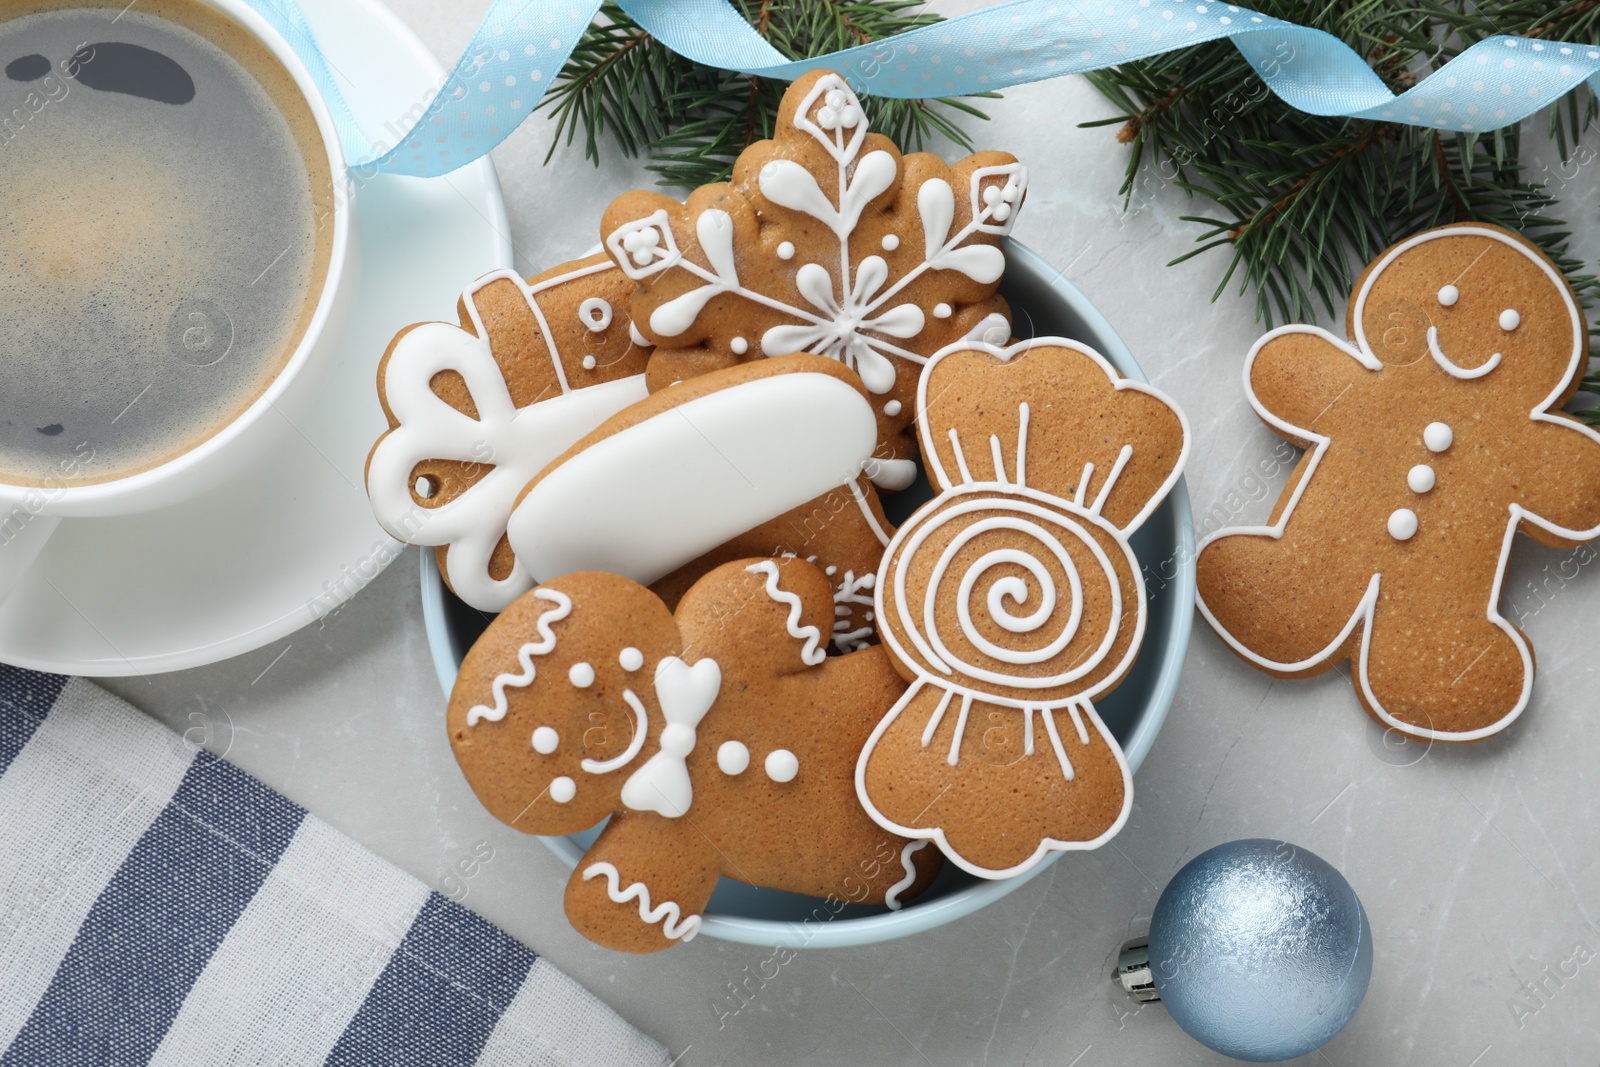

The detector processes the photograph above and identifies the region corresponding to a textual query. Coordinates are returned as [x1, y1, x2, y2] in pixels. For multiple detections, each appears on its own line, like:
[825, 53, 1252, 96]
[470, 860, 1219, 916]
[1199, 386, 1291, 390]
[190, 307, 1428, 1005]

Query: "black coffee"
[0, 0, 334, 487]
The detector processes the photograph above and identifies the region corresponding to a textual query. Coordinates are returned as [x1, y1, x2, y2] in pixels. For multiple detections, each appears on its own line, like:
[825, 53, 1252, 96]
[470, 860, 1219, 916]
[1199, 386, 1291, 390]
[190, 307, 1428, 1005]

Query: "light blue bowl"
[420, 237, 1195, 948]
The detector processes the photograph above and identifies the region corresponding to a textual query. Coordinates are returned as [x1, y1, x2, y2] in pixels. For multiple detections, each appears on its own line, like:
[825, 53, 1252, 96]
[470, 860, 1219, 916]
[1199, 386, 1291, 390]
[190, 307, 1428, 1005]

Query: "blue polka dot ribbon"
[244, 0, 1600, 177]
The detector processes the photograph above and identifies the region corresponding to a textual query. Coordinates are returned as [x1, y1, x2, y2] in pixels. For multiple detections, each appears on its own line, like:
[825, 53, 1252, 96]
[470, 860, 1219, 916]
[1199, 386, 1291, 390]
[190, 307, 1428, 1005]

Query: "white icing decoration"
[601, 74, 1025, 394]
[620, 656, 721, 818]
[882, 233, 900, 251]
[731, 336, 749, 355]
[532, 726, 559, 754]
[883, 840, 929, 911]
[507, 370, 879, 587]
[884, 400, 903, 416]
[760, 253, 925, 394]
[569, 662, 595, 688]
[581, 355, 597, 370]
[1437, 284, 1459, 306]
[746, 561, 827, 666]
[857, 336, 1191, 880]
[550, 776, 576, 803]
[1426, 326, 1501, 379]
[629, 321, 650, 348]
[1387, 508, 1419, 540]
[963, 312, 1011, 346]
[366, 261, 649, 612]
[1199, 224, 1600, 743]
[580, 689, 649, 775]
[466, 590, 572, 725]
[1500, 308, 1521, 331]
[716, 740, 750, 775]
[865, 456, 918, 491]
[1408, 464, 1436, 493]
[933, 303, 952, 319]
[831, 569, 877, 652]
[619, 647, 644, 671]
[764, 748, 799, 783]
[581, 862, 701, 941]
[607, 210, 681, 279]
[578, 297, 613, 332]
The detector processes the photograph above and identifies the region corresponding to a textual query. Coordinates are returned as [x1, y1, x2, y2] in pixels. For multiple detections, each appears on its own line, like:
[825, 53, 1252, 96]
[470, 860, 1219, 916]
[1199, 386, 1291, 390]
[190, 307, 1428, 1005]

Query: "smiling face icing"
[446, 559, 941, 953]
[1196, 223, 1600, 743]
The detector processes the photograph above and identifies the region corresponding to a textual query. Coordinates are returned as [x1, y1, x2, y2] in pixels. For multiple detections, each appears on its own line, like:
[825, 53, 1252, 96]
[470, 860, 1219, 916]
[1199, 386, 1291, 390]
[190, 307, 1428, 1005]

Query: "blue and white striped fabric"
[0, 666, 669, 1067]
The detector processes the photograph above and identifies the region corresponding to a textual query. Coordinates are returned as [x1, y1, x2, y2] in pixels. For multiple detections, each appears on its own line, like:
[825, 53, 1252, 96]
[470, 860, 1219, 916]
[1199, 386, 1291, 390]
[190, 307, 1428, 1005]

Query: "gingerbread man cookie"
[1198, 223, 1600, 741]
[448, 557, 939, 953]
[857, 338, 1190, 878]
[601, 69, 1025, 490]
[367, 254, 650, 612]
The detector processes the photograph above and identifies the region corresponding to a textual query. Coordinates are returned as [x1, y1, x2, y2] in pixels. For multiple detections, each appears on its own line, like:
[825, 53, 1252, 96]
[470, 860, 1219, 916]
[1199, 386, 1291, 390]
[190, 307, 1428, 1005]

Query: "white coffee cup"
[0, 0, 357, 605]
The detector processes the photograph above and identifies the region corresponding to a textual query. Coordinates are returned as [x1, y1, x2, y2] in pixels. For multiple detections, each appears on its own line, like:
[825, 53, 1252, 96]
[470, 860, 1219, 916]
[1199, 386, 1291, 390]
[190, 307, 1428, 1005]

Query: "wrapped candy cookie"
[447, 557, 940, 953]
[856, 337, 1190, 878]
[1197, 222, 1600, 741]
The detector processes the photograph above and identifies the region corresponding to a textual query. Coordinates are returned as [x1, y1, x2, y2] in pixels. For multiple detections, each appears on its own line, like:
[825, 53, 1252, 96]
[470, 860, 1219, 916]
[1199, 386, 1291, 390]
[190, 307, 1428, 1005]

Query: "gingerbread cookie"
[1197, 223, 1600, 741]
[601, 69, 1025, 490]
[857, 338, 1190, 878]
[447, 557, 940, 953]
[506, 354, 892, 646]
[366, 254, 650, 612]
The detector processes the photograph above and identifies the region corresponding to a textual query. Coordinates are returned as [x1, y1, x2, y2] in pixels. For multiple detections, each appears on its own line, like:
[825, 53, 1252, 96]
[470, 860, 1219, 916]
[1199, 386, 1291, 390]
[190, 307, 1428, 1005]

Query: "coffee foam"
[0, 0, 333, 488]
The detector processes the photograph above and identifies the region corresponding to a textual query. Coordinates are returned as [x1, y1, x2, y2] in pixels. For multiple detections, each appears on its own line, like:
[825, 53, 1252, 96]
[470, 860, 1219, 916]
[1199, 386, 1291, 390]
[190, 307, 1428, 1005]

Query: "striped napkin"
[0, 666, 670, 1067]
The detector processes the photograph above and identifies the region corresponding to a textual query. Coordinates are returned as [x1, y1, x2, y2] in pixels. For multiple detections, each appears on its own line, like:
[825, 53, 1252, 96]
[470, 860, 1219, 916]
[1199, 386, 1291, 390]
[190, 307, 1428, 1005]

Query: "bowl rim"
[418, 236, 1196, 948]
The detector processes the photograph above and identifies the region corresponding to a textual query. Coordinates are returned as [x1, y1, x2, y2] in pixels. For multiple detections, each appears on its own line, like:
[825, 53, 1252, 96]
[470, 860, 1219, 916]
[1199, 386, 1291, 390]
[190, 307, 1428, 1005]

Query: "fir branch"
[539, 0, 996, 190]
[1085, 0, 1600, 425]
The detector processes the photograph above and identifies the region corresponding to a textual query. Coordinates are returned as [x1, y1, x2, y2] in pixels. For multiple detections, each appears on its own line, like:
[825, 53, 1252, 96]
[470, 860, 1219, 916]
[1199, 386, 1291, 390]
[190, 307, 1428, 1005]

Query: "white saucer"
[0, 0, 512, 676]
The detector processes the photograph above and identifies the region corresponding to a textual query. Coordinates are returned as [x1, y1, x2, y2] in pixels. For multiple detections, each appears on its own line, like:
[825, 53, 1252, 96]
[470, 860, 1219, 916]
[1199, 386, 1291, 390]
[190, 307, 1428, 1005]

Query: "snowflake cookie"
[1198, 223, 1600, 742]
[447, 557, 940, 953]
[366, 255, 651, 611]
[600, 69, 1026, 490]
[857, 338, 1190, 878]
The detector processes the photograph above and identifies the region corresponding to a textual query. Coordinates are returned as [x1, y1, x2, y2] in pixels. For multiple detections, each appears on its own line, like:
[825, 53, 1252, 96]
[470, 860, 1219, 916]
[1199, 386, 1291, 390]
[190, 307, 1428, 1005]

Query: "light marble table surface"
[104, 2, 1600, 1064]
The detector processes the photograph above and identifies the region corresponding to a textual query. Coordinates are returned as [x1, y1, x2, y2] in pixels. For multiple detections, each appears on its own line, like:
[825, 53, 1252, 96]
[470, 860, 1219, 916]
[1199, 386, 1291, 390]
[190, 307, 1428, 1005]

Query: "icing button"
[619, 646, 644, 671]
[1387, 508, 1419, 541]
[1499, 308, 1521, 331]
[550, 776, 576, 803]
[532, 726, 560, 754]
[717, 740, 750, 775]
[1407, 464, 1435, 493]
[569, 662, 596, 688]
[764, 748, 799, 783]
[730, 336, 749, 355]
[1437, 284, 1459, 307]
[881, 234, 900, 251]
[884, 400, 903, 417]
[1423, 422, 1453, 453]
[777, 241, 795, 260]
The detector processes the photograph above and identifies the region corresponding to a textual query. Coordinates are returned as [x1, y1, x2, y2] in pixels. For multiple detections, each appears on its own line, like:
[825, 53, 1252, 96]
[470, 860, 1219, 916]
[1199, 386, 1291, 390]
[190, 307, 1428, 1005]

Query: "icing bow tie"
[620, 656, 722, 818]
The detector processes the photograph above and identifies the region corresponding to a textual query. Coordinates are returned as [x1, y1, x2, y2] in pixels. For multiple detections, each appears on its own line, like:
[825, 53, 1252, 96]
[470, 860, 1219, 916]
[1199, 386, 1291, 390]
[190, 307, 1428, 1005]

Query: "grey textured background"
[104, 2, 1600, 1064]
